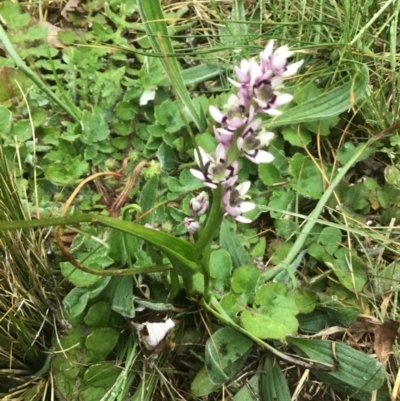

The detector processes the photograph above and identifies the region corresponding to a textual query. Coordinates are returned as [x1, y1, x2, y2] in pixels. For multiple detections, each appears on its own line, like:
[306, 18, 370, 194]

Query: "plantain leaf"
[287, 337, 385, 393]
[259, 357, 291, 401]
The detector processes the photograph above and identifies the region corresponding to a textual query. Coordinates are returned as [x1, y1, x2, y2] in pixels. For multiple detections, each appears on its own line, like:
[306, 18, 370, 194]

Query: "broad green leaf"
[0, 106, 11, 133]
[63, 277, 111, 317]
[318, 227, 342, 255]
[83, 362, 121, 387]
[230, 265, 260, 305]
[220, 220, 250, 268]
[266, 66, 368, 129]
[155, 99, 185, 133]
[259, 357, 291, 401]
[220, 293, 242, 323]
[332, 249, 367, 293]
[60, 254, 113, 287]
[109, 275, 136, 318]
[240, 283, 299, 339]
[84, 327, 120, 363]
[258, 163, 282, 186]
[233, 373, 259, 401]
[267, 190, 294, 218]
[210, 248, 232, 293]
[191, 366, 220, 397]
[289, 154, 324, 199]
[81, 111, 110, 144]
[205, 327, 253, 385]
[84, 302, 111, 327]
[136, 0, 206, 131]
[282, 126, 312, 147]
[293, 289, 317, 314]
[287, 338, 385, 392]
[139, 175, 159, 224]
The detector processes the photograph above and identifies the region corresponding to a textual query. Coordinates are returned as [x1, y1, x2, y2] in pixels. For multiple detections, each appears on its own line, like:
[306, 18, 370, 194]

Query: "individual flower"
[236, 119, 274, 164]
[189, 191, 209, 216]
[209, 93, 249, 129]
[252, 78, 293, 115]
[213, 104, 255, 147]
[184, 217, 200, 234]
[223, 181, 256, 223]
[260, 40, 304, 77]
[190, 144, 238, 189]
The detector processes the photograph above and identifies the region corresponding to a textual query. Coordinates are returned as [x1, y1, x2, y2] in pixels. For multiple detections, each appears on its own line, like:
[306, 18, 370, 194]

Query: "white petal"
[281, 60, 304, 77]
[209, 106, 224, 123]
[215, 143, 226, 161]
[190, 169, 206, 181]
[235, 215, 252, 224]
[274, 93, 293, 106]
[258, 131, 275, 145]
[263, 108, 282, 116]
[240, 201, 256, 213]
[194, 147, 210, 167]
[236, 181, 251, 196]
[251, 150, 274, 164]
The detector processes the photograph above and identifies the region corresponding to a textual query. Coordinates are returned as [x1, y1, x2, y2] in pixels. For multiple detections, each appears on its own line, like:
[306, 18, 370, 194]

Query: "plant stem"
[0, 25, 82, 123]
[193, 186, 224, 259]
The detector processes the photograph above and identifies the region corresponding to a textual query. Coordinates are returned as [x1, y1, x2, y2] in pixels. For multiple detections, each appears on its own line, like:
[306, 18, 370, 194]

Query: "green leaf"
[136, 0, 206, 131]
[82, 111, 110, 144]
[84, 301, 111, 327]
[290, 154, 324, 199]
[205, 327, 253, 385]
[220, 220, 250, 268]
[191, 366, 220, 397]
[267, 190, 294, 218]
[96, 215, 199, 273]
[60, 254, 113, 287]
[0, 106, 11, 133]
[210, 248, 232, 293]
[230, 265, 260, 305]
[10, 120, 32, 141]
[139, 175, 159, 224]
[258, 163, 282, 186]
[155, 99, 185, 133]
[265, 66, 369, 129]
[259, 357, 291, 401]
[282, 126, 312, 147]
[84, 328, 119, 363]
[331, 249, 367, 293]
[83, 362, 121, 388]
[318, 227, 342, 255]
[109, 275, 136, 318]
[240, 283, 299, 339]
[287, 338, 385, 393]
[0, 1, 30, 29]
[63, 277, 111, 317]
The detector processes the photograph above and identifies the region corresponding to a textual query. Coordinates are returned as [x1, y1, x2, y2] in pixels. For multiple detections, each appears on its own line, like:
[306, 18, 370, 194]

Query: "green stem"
[0, 25, 82, 123]
[193, 186, 224, 259]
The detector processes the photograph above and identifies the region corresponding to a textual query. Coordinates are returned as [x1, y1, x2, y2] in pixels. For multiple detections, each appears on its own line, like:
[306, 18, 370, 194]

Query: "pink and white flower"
[184, 217, 200, 234]
[223, 181, 256, 223]
[189, 191, 209, 216]
[190, 144, 238, 189]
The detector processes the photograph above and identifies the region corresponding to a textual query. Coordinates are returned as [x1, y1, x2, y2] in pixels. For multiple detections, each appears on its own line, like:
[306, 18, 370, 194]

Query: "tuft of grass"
[0, 149, 60, 398]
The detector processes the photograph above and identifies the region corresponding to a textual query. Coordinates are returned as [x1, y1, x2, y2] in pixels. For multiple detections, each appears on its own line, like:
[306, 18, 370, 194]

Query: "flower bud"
[189, 191, 209, 216]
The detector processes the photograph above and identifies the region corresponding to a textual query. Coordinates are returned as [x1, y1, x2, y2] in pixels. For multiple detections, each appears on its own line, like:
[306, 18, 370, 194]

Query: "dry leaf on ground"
[373, 319, 400, 366]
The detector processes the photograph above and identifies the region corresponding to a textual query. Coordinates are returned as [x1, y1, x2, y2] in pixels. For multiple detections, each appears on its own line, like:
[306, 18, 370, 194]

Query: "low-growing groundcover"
[0, 1, 400, 400]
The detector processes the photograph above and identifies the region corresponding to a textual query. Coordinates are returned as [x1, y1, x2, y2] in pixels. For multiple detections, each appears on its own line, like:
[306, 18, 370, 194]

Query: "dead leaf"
[41, 21, 65, 49]
[374, 319, 400, 366]
[61, 0, 83, 21]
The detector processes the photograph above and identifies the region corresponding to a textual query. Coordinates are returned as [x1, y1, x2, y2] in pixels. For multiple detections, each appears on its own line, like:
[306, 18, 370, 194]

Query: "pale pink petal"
[235, 215, 252, 224]
[282, 60, 304, 77]
[237, 181, 251, 195]
[240, 201, 256, 213]
[190, 169, 206, 181]
[209, 105, 225, 123]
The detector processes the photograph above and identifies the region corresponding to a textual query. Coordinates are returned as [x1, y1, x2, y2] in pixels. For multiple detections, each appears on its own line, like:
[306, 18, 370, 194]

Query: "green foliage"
[0, 0, 399, 400]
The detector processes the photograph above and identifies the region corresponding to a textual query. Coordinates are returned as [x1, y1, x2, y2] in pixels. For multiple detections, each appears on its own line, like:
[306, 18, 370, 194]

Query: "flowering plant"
[184, 41, 303, 277]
